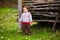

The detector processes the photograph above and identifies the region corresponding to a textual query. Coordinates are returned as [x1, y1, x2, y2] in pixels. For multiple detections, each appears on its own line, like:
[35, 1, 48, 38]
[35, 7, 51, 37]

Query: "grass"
[0, 7, 60, 40]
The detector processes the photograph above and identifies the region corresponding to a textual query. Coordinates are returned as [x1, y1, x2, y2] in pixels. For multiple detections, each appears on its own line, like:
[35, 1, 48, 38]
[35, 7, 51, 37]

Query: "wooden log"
[30, 7, 59, 10]
[33, 20, 60, 22]
[22, 1, 38, 3]
[33, 20, 55, 22]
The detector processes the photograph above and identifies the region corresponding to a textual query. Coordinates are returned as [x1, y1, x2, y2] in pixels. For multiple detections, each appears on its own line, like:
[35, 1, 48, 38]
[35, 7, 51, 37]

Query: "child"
[19, 6, 32, 35]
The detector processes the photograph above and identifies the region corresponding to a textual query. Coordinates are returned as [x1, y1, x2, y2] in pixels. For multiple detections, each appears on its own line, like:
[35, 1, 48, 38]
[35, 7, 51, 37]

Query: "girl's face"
[23, 8, 28, 13]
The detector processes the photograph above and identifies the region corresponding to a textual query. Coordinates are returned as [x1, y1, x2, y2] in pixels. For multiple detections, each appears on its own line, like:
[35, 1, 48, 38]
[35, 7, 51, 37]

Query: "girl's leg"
[21, 24, 26, 35]
[26, 24, 31, 35]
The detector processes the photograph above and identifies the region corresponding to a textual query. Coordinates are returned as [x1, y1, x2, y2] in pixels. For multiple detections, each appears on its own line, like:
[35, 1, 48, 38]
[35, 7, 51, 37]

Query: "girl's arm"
[29, 13, 32, 22]
[19, 14, 23, 22]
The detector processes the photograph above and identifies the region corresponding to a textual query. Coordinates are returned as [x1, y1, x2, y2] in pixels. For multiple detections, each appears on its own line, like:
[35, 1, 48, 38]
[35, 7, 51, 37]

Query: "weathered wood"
[27, 1, 60, 5]
[52, 14, 58, 30]
[22, 0, 60, 24]
[32, 14, 56, 17]
[33, 20, 55, 22]
[31, 12, 58, 14]
[22, 1, 37, 3]
[30, 7, 60, 11]
[29, 4, 60, 8]
[33, 20, 60, 22]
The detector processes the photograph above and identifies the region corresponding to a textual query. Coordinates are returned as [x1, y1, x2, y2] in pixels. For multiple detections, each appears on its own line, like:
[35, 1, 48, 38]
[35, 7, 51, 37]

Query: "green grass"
[0, 7, 60, 40]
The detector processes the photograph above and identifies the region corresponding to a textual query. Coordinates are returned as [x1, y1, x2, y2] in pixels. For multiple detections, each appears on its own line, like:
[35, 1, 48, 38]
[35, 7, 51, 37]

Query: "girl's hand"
[19, 22, 21, 23]
[30, 22, 32, 23]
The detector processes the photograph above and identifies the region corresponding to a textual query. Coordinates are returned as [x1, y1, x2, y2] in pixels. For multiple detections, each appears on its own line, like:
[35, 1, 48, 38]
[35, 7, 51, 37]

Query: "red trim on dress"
[21, 22, 31, 24]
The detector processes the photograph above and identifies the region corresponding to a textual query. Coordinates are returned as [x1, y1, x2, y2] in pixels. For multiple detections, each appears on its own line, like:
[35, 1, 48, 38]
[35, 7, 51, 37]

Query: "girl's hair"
[23, 6, 30, 11]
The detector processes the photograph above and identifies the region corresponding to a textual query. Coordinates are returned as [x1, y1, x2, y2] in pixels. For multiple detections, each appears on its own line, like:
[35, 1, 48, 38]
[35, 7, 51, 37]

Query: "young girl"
[19, 6, 32, 35]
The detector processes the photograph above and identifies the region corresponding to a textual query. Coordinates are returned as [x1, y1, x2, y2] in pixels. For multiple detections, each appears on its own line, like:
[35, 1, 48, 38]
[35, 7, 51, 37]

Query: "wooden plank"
[27, 1, 60, 5]
[33, 20, 55, 22]
[22, 0, 60, 3]
[32, 14, 56, 17]
[22, 1, 38, 3]
[33, 20, 60, 22]
[29, 5, 49, 7]
[30, 7, 60, 11]
[32, 4, 60, 7]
